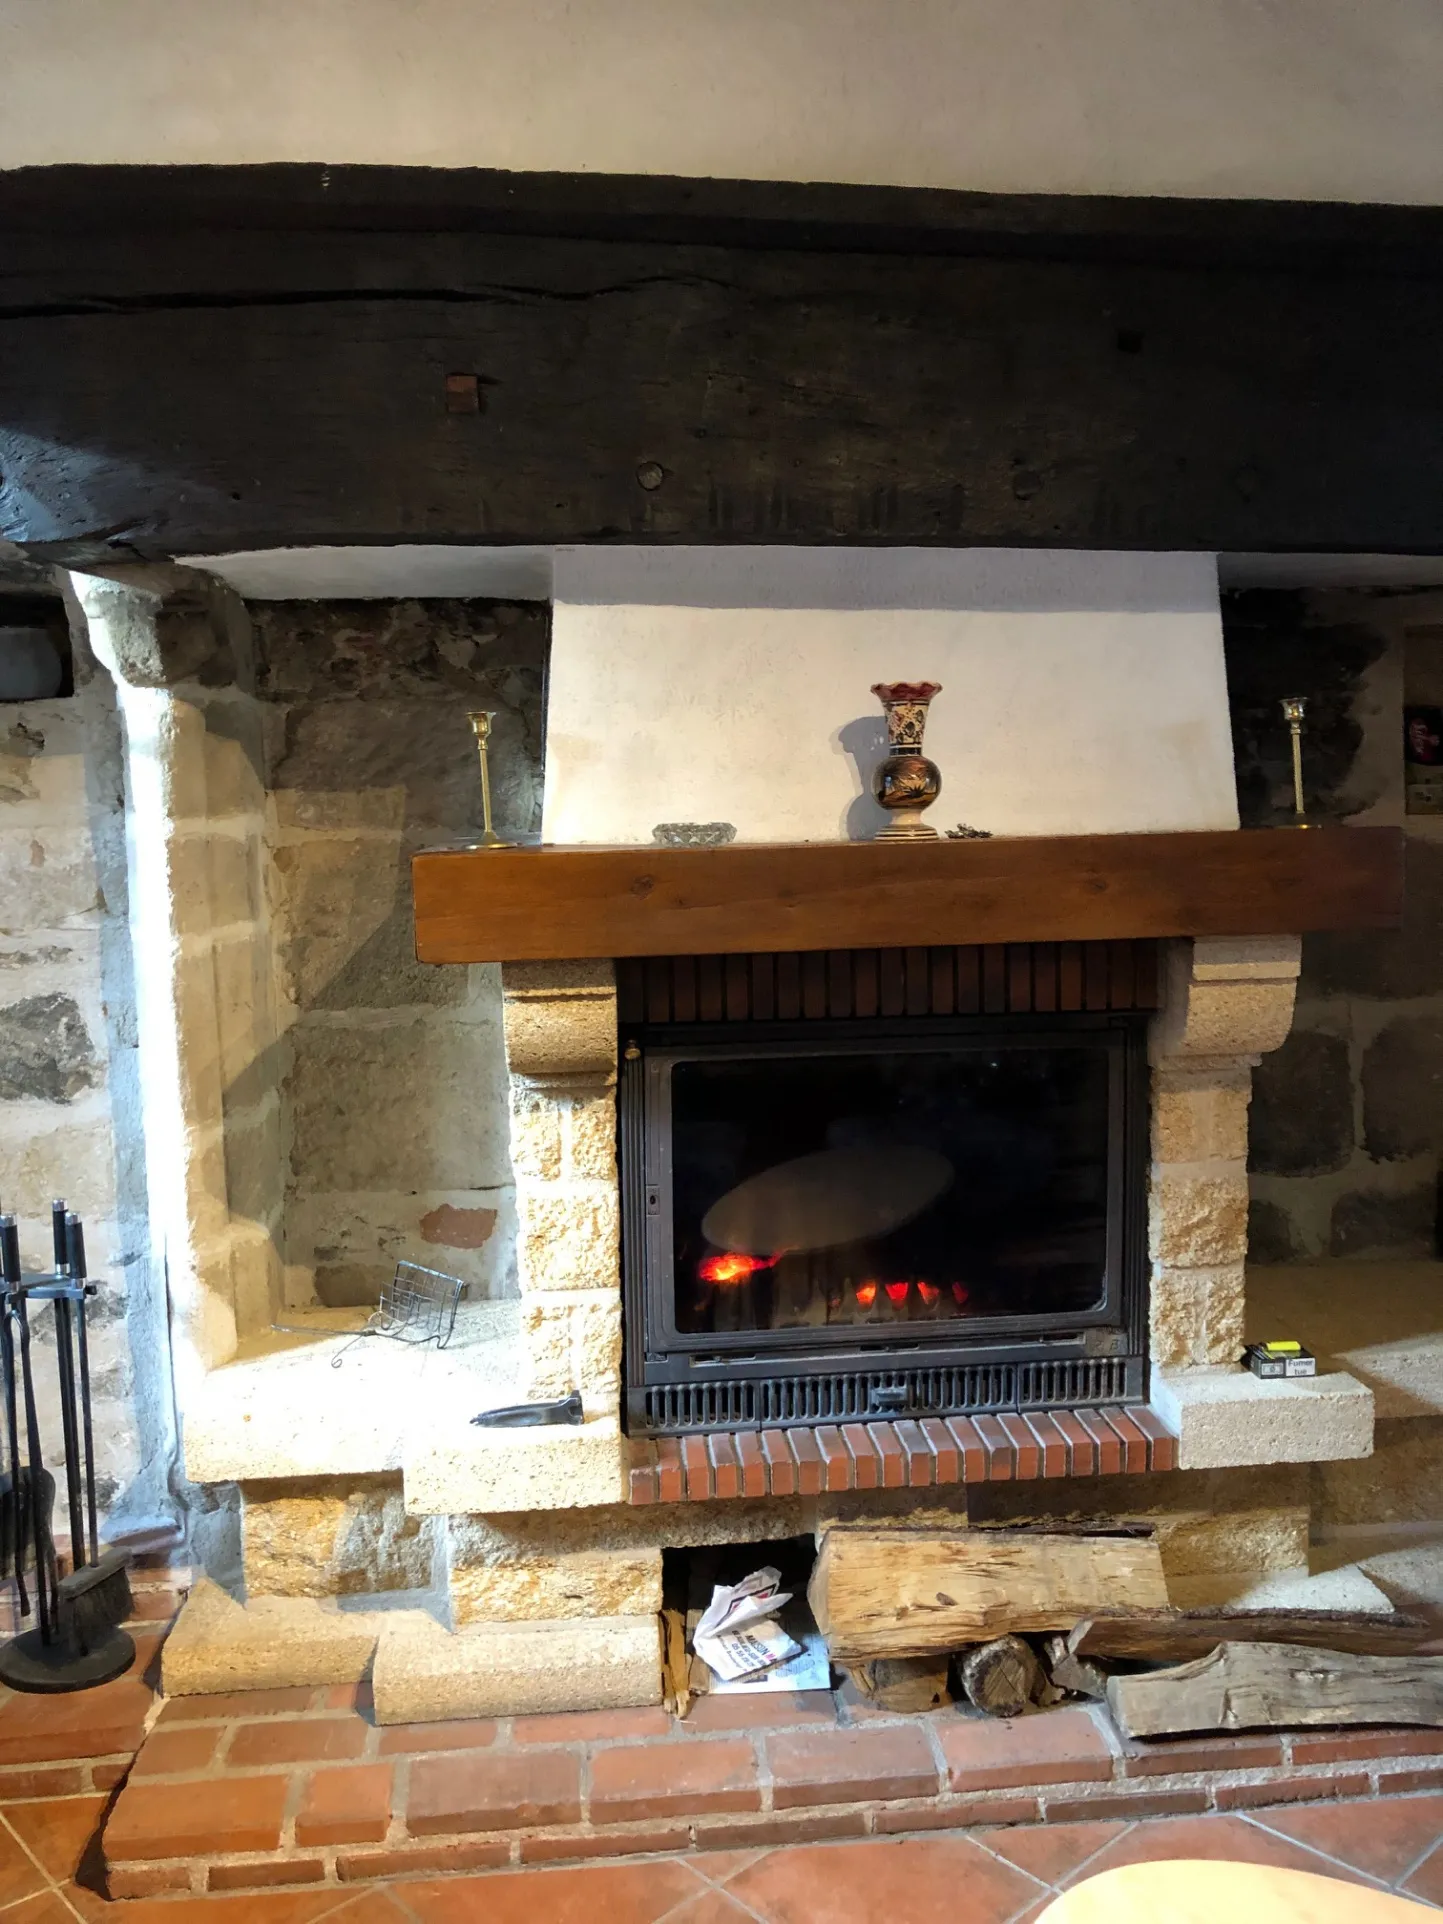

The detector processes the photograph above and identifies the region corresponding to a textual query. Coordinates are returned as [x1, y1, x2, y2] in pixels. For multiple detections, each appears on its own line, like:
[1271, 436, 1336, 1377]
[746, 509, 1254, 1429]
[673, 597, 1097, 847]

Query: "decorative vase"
[870, 681, 942, 840]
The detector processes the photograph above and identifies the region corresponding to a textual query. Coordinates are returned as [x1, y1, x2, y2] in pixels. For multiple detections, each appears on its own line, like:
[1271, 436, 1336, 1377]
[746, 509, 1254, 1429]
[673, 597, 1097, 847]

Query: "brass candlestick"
[465, 711, 514, 849]
[1280, 695, 1310, 824]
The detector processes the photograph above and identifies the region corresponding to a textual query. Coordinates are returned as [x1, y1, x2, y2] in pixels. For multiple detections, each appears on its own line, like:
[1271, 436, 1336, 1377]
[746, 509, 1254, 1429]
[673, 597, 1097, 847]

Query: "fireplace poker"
[49, 1203, 87, 1574]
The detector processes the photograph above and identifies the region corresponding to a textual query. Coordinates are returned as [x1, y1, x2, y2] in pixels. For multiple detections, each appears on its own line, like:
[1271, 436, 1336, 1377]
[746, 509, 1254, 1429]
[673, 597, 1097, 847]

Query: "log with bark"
[1071, 1607, 1430, 1665]
[1108, 1641, 1443, 1740]
[850, 1656, 952, 1713]
[807, 1526, 1167, 1661]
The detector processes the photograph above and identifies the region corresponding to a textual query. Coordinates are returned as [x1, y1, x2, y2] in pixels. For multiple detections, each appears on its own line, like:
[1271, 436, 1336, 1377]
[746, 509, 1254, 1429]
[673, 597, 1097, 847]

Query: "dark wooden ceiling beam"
[4, 166, 1443, 564]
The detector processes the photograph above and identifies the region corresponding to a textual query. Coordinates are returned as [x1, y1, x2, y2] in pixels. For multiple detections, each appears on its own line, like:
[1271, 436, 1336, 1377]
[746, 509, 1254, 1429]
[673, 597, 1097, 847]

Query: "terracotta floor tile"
[1, 1894, 81, 1924]
[978, 1819, 1130, 1888]
[1061, 1813, 1382, 1889]
[1252, 1793, 1443, 1885]
[0, 1819, 48, 1909]
[1401, 1840, 1443, 1907]
[663, 1892, 761, 1923]
[329, 1894, 422, 1922]
[1, 1797, 107, 1883]
[400, 1861, 707, 1923]
[687, 1848, 769, 1884]
[726, 1835, 1043, 1924]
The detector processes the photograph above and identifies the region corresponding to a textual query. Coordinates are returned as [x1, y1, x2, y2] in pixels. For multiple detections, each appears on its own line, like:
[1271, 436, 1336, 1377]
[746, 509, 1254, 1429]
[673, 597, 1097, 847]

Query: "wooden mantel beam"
[411, 827, 1403, 965]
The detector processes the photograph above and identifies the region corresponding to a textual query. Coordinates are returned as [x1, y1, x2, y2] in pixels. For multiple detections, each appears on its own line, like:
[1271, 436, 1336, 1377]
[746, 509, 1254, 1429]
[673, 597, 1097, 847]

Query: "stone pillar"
[501, 960, 621, 1417]
[1148, 936, 1301, 1371]
[72, 566, 283, 1402]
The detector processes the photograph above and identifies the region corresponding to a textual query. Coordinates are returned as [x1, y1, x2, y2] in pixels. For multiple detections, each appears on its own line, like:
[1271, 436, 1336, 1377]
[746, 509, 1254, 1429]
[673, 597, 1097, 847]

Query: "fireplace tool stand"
[0, 1202, 132, 1692]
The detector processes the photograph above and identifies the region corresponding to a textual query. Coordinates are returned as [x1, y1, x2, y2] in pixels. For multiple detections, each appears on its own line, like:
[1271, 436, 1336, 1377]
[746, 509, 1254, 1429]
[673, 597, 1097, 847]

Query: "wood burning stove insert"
[618, 945, 1153, 1436]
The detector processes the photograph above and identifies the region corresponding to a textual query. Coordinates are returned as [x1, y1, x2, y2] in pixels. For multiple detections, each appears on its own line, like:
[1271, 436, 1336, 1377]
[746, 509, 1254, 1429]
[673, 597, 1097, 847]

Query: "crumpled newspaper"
[693, 1565, 802, 1683]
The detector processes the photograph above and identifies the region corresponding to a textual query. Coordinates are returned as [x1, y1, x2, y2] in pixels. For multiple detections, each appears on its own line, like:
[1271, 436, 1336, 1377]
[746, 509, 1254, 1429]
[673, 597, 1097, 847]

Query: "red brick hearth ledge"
[627, 1406, 1176, 1503]
[102, 1686, 1443, 1899]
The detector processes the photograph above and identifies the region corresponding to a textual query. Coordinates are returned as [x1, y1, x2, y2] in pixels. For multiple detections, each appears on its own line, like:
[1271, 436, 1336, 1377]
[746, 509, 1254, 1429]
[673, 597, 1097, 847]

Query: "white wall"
[4, 0, 1443, 205]
[543, 548, 1238, 845]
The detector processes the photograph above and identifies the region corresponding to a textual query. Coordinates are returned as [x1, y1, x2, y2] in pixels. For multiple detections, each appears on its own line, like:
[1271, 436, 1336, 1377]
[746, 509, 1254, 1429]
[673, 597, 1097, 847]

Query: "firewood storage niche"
[619, 943, 1154, 1436]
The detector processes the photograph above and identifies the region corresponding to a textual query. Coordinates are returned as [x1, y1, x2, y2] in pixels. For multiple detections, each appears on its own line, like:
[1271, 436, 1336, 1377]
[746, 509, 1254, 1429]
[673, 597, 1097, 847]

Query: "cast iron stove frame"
[620, 1010, 1150, 1436]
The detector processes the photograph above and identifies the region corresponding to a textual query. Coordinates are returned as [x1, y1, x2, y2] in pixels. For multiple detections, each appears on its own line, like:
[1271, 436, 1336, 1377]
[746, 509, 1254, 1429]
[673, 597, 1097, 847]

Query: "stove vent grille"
[638, 1356, 1141, 1435]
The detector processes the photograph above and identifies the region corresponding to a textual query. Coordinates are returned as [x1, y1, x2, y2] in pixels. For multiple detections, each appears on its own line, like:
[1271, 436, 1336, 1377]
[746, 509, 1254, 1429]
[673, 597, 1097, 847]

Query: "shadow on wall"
[835, 714, 892, 841]
[247, 597, 551, 1313]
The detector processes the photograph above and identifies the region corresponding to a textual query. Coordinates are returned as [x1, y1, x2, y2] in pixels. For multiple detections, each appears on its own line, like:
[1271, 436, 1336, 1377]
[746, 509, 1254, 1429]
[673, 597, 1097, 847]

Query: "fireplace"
[619, 944, 1153, 1433]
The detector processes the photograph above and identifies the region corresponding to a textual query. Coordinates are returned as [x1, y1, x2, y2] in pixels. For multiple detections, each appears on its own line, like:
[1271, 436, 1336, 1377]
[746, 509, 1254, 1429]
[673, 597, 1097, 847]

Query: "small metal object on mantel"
[461, 710, 514, 850]
[272, 1260, 466, 1369]
[1281, 694, 1316, 825]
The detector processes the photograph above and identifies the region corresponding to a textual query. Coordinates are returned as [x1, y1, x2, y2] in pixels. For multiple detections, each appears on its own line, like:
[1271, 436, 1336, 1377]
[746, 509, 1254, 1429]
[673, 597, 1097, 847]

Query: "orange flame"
[854, 1281, 878, 1308]
[884, 1281, 910, 1305]
[951, 1283, 970, 1306]
[917, 1281, 940, 1306]
[698, 1249, 780, 1287]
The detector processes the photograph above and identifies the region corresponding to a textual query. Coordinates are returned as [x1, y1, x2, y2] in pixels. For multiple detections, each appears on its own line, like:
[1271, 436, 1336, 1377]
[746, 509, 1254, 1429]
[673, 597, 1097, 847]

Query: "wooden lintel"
[411, 826, 1402, 965]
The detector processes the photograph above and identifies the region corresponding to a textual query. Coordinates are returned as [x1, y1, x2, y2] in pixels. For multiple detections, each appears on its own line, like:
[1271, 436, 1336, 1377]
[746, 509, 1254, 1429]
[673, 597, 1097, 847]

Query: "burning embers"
[698, 1251, 969, 1320]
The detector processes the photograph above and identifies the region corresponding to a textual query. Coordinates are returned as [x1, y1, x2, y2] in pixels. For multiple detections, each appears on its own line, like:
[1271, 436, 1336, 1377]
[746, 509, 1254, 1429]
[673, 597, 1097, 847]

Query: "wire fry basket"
[328, 1261, 466, 1369]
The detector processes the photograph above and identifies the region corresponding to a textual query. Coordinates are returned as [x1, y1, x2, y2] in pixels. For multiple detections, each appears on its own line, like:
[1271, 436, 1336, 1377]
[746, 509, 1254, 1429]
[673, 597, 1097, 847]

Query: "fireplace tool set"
[0, 1201, 131, 1692]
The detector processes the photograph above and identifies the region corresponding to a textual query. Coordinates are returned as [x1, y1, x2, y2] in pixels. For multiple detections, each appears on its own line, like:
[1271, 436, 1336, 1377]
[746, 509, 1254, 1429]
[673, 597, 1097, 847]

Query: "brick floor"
[0, 1557, 1441, 1917]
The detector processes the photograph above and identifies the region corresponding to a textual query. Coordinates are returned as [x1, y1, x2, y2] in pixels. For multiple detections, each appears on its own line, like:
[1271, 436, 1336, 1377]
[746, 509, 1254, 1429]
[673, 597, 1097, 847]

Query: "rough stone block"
[1330, 1185, 1439, 1258]
[1363, 1013, 1443, 1162]
[566, 1090, 617, 1180]
[1153, 936, 1300, 1062]
[168, 829, 261, 933]
[449, 1547, 661, 1624]
[286, 1015, 510, 1192]
[1152, 1366, 1373, 1470]
[371, 1612, 660, 1724]
[243, 1474, 438, 1599]
[0, 821, 99, 927]
[1307, 836, 1443, 1001]
[162, 1578, 395, 1694]
[0, 992, 99, 1102]
[520, 1299, 573, 1399]
[0, 1104, 119, 1224]
[1151, 1077, 1250, 1164]
[509, 1087, 563, 1180]
[1149, 1262, 1245, 1369]
[1250, 1028, 1354, 1174]
[404, 1414, 628, 1516]
[518, 1184, 619, 1292]
[166, 694, 267, 821]
[1152, 1505, 1310, 1580]
[571, 1291, 623, 1397]
[1315, 1416, 1443, 1527]
[223, 1090, 283, 1226]
[1149, 1170, 1250, 1267]
[272, 837, 465, 1012]
[502, 961, 617, 1078]
[210, 931, 275, 1092]
[1247, 1196, 1302, 1264]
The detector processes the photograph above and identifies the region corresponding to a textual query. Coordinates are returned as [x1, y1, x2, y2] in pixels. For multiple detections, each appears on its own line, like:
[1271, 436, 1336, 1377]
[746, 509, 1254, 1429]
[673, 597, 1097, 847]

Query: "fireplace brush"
[0, 1201, 132, 1693]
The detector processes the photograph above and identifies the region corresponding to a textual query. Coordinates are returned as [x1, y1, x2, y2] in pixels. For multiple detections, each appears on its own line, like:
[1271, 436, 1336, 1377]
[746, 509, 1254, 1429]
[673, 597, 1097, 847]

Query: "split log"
[807, 1527, 1167, 1661]
[1108, 1641, 1443, 1740]
[1043, 1633, 1110, 1701]
[959, 1636, 1045, 1717]
[851, 1656, 951, 1713]
[1072, 1607, 1431, 1665]
[662, 1608, 692, 1719]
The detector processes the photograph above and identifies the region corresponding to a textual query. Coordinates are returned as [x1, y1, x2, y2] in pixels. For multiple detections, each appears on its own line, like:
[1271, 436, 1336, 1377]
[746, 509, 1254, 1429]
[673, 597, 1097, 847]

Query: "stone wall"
[1226, 588, 1443, 1259]
[249, 599, 547, 1308]
[0, 565, 175, 1531]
